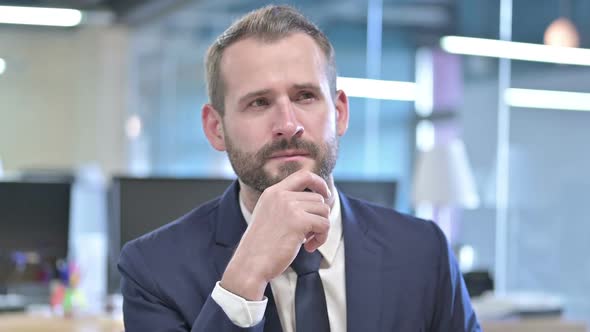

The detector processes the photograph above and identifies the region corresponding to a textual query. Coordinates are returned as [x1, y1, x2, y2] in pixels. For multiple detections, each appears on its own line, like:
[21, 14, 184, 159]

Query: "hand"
[220, 170, 332, 300]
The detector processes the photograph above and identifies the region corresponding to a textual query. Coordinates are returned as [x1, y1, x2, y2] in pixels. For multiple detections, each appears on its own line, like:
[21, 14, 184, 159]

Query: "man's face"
[213, 33, 348, 192]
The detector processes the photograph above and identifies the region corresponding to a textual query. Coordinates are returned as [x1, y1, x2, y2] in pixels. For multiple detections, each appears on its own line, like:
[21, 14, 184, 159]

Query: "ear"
[202, 103, 226, 151]
[334, 90, 349, 136]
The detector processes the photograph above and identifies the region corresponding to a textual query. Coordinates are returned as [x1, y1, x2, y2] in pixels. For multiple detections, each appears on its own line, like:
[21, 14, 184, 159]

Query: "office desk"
[0, 313, 124, 332]
[481, 318, 588, 332]
[2, 313, 587, 332]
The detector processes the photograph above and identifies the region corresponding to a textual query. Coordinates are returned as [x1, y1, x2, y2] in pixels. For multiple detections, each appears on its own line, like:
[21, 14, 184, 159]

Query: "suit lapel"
[211, 181, 282, 332]
[212, 181, 246, 276]
[341, 194, 384, 332]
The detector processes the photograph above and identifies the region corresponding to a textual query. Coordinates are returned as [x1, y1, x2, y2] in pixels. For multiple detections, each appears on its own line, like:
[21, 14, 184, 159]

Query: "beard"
[224, 134, 338, 193]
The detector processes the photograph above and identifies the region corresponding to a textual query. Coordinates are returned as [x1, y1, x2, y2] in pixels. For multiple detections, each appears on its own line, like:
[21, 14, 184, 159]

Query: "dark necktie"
[291, 246, 331, 332]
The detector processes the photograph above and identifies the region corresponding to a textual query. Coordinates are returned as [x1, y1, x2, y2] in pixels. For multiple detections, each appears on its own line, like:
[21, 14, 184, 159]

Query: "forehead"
[219, 33, 328, 99]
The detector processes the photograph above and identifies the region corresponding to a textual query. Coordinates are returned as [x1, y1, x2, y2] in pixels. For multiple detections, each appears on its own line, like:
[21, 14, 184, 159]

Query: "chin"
[267, 160, 312, 179]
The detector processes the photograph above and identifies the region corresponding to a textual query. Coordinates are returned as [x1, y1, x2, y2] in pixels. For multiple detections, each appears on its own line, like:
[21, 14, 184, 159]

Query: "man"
[119, 5, 481, 332]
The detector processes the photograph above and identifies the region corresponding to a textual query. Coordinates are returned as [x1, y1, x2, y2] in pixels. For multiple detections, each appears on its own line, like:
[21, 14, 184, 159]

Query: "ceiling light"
[0, 5, 82, 27]
[337, 76, 416, 101]
[0, 58, 5, 75]
[505, 88, 590, 112]
[544, 17, 580, 48]
[441, 36, 590, 66]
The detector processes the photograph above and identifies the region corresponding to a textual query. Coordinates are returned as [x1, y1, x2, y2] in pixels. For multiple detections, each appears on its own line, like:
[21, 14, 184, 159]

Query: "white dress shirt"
[211, 190, 347, 331]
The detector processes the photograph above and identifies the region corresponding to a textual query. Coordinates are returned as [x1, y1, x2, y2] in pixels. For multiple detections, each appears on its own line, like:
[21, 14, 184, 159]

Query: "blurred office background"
[1, 0, 589, 329]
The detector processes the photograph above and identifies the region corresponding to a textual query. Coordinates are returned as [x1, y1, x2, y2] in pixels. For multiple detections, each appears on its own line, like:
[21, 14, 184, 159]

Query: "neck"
[238, 175, 336, 214]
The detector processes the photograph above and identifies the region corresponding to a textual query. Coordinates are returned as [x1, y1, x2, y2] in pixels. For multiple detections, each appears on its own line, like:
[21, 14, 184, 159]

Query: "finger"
[276, 170, 331, 200]
[304, 236, 324, 252]
[289, 191, 326, 204]
[301, 214, 330, 243]
[300, 201, 330, 219]
[303, 227, 329, 252]
[302, 232, 315, 244]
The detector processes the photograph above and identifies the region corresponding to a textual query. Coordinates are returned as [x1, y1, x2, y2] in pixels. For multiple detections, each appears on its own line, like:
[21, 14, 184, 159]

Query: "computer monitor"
[107, 176, 233, 292]
[335, 179, 397, 209]
[109, 177, 234, 250]
[0, 181, 71, 294]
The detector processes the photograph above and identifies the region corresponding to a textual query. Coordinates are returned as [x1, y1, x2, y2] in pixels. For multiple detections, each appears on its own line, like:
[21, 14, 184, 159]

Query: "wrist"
[221, 258, 267, 301]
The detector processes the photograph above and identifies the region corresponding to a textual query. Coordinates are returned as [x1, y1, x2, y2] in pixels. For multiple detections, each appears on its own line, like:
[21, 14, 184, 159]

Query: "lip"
[269, 150, 310, 159]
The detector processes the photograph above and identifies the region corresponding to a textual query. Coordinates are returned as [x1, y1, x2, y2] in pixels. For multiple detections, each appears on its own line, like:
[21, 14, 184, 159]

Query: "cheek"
[317, 113, 338, 138]
[301, 107, 335, 132]
[226, 124, 267, 153]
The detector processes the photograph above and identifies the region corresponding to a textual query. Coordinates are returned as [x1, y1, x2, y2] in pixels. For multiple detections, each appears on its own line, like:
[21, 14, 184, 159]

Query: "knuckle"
[321, 218, 330, 231]
[307, 223, 315, 234]
[297, 218, 310, 234]
[313, 193, 325, 203]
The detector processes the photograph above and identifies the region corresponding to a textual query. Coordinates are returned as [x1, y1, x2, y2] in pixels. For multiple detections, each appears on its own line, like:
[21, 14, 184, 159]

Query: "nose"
[271, 99, 304, 139]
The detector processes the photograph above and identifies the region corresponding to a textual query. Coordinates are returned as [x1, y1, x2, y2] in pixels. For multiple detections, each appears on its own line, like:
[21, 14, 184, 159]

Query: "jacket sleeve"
[118, 242, 266, 332]
[429, 221, 482, 332]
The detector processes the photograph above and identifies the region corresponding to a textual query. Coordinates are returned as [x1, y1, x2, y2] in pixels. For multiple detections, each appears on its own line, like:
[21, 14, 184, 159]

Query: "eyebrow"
[238, 89, 272, 106]
[237, 83, 324, 105]
[293, 83, 322, 93]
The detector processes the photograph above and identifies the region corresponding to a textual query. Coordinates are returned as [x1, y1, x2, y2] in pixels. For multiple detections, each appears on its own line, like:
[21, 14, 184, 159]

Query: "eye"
[296, 91, 316, 102]
[249, 98, 269, 108]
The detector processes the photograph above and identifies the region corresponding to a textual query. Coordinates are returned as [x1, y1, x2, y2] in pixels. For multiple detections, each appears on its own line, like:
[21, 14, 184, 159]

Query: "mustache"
[258, 137, 319, 161]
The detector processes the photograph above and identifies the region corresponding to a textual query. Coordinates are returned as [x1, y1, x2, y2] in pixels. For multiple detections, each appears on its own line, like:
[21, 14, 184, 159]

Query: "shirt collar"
[238, 188, 342, 266]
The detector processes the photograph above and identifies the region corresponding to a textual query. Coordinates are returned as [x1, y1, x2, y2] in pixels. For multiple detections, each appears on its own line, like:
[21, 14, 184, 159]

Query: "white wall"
[0, 25, 128, 176]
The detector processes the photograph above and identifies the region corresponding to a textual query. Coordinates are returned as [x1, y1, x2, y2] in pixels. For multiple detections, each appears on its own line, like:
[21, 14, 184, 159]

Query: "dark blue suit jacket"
[119, 181, 481, 331]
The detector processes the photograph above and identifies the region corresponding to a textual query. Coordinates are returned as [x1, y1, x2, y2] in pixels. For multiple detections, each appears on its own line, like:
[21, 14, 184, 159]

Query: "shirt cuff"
[211, 281, 268, 327]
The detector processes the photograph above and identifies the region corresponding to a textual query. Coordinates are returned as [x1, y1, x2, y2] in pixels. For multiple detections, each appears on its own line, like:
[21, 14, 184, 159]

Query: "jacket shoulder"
[344, 195, 447, 265]
[345, 195, 439, 236]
